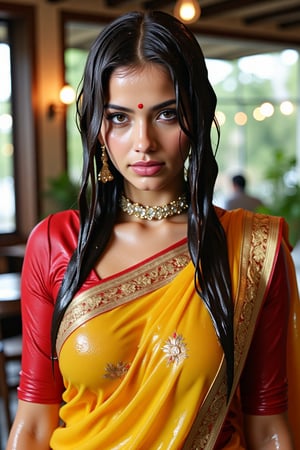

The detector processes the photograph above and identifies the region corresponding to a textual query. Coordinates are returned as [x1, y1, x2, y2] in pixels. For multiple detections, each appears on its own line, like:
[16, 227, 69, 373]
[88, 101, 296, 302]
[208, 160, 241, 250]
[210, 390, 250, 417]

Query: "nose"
[133, 118, 154, 153]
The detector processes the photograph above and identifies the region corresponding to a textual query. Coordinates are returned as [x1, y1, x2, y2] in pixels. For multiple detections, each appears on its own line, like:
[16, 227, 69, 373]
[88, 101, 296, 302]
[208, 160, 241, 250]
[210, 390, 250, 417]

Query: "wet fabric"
[18, 208, 300, 449]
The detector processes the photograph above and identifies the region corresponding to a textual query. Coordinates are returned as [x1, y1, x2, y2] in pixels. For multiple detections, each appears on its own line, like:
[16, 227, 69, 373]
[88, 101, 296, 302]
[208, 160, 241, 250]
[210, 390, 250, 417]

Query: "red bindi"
[137, 103, 144, 109]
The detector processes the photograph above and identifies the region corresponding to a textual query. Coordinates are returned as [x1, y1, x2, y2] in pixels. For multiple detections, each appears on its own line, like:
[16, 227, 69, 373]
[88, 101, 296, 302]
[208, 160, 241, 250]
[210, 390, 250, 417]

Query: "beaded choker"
[119, 193, 188, 221]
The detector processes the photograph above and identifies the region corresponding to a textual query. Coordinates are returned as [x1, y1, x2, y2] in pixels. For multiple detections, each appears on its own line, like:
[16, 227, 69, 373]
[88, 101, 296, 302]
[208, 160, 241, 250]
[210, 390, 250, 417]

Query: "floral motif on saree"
[162, 331, 189, 366]
[103, 361, 131, 379]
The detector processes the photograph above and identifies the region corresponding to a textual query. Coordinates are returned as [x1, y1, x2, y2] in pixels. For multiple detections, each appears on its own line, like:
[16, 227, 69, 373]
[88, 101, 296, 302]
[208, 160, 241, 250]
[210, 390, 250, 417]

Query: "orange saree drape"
[184, 209, 300, 449]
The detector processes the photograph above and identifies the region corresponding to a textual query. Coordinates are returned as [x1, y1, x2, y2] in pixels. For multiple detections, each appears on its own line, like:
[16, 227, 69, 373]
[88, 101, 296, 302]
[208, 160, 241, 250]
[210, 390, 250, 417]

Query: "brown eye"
[158, 109, 177, 121]
[106, 112, 128, 125]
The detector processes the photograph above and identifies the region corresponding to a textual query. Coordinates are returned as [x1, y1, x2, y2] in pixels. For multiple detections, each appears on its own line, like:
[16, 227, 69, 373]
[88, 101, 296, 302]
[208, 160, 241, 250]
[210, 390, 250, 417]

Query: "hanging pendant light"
[174, 0, 201, 24]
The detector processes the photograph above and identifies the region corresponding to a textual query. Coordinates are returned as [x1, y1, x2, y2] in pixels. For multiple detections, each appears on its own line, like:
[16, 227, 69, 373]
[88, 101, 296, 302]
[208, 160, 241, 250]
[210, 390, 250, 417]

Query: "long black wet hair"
[51, 10, 234, 397]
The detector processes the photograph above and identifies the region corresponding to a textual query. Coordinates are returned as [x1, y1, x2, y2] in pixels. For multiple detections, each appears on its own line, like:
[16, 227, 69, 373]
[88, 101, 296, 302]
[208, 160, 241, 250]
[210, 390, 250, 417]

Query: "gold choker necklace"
[120, 193, 188, 221]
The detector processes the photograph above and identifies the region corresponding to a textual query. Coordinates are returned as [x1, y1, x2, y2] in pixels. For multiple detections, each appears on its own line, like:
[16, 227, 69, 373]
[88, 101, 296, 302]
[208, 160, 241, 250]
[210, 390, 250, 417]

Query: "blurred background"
[0, 1, 300, 445]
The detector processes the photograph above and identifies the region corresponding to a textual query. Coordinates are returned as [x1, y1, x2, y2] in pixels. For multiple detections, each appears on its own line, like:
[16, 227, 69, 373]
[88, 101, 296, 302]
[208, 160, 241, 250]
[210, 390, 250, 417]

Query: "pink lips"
[131, 161, 164, 176]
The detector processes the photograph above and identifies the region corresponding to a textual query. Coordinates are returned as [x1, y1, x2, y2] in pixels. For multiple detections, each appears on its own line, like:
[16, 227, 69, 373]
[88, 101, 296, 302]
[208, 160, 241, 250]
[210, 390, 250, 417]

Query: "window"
[207, 52, 299, 206]
[0, 4, 38, 244]
[63, 15, 107, 184]
[0, 22, 14, 232]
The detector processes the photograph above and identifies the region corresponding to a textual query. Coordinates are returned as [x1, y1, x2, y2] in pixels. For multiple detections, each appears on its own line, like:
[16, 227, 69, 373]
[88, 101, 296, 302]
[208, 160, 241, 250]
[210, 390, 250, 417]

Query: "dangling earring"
[98, 145, 114, 183]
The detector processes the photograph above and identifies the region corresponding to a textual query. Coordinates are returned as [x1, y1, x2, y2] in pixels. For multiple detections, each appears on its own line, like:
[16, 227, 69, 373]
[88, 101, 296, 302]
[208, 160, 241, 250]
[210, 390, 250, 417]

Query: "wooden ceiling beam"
[104, 0, 129, 7]
[200, 0, 283, 18]
[105, 0, 175, 9]
[245, 5, 300, 25]
[280, 18, 300, 29]
[142, 0, 174, 9]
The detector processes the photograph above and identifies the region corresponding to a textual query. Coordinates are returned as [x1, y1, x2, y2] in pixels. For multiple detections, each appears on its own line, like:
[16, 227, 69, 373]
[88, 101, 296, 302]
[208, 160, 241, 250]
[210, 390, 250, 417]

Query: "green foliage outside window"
[257, 149, 300, 246]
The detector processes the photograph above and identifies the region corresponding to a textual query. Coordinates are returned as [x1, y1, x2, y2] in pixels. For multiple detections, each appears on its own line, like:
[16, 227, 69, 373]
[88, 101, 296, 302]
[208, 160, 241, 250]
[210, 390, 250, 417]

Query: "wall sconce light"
[47, 84, 76, 119]
[174, 0, 201, 24]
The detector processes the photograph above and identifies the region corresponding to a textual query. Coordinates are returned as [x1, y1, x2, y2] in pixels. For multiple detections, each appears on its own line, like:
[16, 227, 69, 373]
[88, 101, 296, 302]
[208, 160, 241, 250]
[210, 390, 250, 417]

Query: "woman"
[7, 10, 300, 449]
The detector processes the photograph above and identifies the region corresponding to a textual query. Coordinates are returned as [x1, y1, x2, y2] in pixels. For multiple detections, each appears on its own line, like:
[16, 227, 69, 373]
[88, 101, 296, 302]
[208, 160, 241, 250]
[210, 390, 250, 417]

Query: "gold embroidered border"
[183, 212, 281, 449]
[56, 242, 190, 355]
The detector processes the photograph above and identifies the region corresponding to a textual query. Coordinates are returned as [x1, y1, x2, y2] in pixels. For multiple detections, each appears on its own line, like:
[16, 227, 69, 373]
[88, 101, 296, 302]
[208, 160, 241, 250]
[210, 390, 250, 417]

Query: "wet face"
[99, 64, 190, 201]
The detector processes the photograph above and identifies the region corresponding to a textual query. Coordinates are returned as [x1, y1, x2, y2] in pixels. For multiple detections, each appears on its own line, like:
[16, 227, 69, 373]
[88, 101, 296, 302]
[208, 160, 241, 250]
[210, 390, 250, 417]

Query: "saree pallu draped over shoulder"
[51, 209, 300, 450]
[184, 210, 300, 449]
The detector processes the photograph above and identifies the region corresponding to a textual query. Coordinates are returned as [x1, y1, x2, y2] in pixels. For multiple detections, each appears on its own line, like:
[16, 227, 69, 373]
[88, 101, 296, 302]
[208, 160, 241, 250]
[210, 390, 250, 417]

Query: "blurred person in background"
[225, 174, 263, 212]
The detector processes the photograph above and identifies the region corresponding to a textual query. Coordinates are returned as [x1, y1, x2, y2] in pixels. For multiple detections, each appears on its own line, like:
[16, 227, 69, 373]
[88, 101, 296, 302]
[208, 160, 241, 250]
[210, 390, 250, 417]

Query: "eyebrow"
[104, 99, 176, 113]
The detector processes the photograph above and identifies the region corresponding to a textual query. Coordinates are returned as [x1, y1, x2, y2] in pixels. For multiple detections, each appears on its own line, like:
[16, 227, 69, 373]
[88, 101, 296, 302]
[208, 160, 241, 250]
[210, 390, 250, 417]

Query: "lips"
[131, 161, 164, 176]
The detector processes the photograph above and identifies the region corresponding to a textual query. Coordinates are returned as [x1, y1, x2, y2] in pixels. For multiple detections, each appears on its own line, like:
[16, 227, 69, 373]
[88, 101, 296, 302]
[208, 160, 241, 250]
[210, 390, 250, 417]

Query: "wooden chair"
[0, 244, 26, 273]
[0, 273, 22, 432]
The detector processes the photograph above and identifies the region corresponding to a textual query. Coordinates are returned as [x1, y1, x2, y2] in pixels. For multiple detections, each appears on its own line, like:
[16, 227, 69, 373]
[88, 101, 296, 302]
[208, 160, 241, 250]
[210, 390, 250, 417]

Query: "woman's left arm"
[244, 413, 294, 449]
[240, 244, 295, 448]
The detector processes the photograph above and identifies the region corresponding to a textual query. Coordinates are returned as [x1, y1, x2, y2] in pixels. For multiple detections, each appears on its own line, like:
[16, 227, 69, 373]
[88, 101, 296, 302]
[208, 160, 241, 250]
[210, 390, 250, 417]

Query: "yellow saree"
[51, 209, 300, 449]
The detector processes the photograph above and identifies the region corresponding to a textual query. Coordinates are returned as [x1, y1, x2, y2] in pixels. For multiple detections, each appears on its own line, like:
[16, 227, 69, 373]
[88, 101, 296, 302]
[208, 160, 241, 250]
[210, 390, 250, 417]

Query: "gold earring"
[98, 145, 114, 183]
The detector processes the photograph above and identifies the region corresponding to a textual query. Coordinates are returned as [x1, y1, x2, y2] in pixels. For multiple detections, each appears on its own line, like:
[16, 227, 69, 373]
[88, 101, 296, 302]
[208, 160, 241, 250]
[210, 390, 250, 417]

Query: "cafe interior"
[0, 0, 300, 446]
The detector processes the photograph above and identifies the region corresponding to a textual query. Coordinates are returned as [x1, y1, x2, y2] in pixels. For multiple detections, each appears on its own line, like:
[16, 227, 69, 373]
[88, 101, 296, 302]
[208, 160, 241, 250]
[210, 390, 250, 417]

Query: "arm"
[240, 245, 295, 447]
[6, 400, 60, 450]
[244, 413, 294, 449]
[7, 217, 67, 449]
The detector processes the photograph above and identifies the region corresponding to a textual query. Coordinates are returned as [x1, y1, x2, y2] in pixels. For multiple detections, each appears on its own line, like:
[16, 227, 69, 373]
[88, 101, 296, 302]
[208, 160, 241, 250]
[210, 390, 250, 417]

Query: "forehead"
[107, 63, 173, 93]
[112, 63, 170, 78]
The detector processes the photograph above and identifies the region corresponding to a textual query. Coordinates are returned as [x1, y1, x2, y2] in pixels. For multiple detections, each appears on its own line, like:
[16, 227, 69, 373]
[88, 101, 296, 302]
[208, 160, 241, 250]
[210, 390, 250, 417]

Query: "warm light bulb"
[253, 107, 265, 121]
[59, 84, 76, 105]
[260, 102, 274, 118]
[234, 111, 247, 126]
[174, 0, 201, 24]
[280, 100, 294, 116]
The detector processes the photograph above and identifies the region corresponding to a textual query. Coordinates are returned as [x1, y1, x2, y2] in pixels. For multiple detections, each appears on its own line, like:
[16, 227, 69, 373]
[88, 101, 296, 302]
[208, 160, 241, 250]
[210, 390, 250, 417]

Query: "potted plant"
[44, 172, 79, 213]
[258, 149, 300, 247]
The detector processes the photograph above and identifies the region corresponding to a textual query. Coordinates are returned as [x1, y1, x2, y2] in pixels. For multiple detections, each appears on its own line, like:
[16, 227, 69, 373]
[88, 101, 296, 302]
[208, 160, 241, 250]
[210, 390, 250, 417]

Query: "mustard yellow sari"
[51, 209, 300, 449]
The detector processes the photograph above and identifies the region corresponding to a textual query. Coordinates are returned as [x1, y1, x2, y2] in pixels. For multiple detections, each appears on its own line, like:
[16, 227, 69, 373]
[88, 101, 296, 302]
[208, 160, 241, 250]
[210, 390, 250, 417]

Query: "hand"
[6, 400, 60, 450]
[244, 413, 294, 449]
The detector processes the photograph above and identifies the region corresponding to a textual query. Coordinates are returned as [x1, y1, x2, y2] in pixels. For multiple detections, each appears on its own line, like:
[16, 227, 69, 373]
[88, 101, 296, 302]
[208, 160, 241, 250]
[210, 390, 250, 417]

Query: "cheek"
[106, 134, 129, 161]
[104, 125, 131, 147]
[104, 135, 130, 170]
[100, 126, 130, 161]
